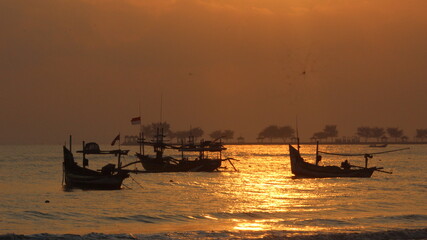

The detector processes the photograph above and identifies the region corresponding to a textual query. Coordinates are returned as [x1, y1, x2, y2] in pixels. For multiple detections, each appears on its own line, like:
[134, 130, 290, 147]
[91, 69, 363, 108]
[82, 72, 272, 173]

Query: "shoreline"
[2, 228, 427, 240]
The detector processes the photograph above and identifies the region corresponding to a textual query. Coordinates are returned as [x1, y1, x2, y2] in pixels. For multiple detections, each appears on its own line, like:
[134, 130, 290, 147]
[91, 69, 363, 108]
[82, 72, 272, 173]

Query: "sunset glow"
[1, 0, 426, 144]
[1, 1, 426, 239]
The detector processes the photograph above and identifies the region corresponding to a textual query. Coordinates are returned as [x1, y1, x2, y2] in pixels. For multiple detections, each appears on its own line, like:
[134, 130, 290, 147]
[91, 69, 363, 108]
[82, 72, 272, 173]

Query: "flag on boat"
[111, 134, 120, 146]
[131, 116, 141, 125]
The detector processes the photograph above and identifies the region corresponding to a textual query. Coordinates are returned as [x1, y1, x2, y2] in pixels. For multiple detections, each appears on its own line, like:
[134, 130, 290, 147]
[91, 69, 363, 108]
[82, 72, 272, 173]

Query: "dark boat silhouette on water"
[288, 143, 408, 178]
[62, 138, 130, 190]
[135, 129, 237, 172]
[289, 144, 376, 178]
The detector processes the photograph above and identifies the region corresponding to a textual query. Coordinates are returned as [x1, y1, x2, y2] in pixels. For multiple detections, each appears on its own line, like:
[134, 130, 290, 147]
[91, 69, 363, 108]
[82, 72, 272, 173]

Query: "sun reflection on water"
[233, 218, 284, 231]
[210, 145, 364, 232]
[1, 144, 423, 234]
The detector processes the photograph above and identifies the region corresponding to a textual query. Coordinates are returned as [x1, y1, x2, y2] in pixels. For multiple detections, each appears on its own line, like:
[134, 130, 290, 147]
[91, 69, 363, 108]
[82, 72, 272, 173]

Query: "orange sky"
[1, 0, 427, 144]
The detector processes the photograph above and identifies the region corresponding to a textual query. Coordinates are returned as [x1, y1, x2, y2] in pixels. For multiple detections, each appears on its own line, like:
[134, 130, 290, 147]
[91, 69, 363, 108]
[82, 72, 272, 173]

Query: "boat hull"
[289, 145, 375, 178]
[136, 154, 222, 172]
[63, 147, 129, 190]
[64, 172, 128, 190]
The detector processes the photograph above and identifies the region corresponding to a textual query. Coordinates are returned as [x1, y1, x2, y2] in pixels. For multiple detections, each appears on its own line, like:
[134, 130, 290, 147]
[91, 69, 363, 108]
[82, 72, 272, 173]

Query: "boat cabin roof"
[178, 146, 227, 152]
[76, 142, 129, 155]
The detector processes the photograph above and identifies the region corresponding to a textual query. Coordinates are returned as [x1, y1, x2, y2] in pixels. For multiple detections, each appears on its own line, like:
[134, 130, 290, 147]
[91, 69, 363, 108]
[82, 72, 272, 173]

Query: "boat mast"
[139, 130, 145, 155]
[295, 116, 300, 151]
[154, 127, 165, 159]
[69, 135, 72, 152]
[219, 138, 222, 160]
[364, 154, 372, 168]
[139, 132, 145, 155]
[159, 92, 163, 126]
[156, 93, 165, 158]
[181, 138, 184, 159]
[315, 141, 319, 165]
[118, 133, 122, 169]
[138, 103, 144, 155]
[82, 141, 87, 168]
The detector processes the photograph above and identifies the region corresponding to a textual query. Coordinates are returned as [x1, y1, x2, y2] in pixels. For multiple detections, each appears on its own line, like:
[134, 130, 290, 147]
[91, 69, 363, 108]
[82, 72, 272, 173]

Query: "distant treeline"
[256, 125, 427, 143]
[124, 122, 236, 144]
[123, 122, 427, 144]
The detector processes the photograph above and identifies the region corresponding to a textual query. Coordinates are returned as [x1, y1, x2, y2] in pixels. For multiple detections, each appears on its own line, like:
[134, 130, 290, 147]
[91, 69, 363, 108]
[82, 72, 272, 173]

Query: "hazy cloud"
[1, 0, 426, 144]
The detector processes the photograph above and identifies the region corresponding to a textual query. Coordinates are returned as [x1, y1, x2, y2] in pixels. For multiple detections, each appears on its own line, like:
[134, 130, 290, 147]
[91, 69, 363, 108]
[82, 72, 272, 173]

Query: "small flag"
[131, 116, 141, 125]
[111, 134, 120, 146]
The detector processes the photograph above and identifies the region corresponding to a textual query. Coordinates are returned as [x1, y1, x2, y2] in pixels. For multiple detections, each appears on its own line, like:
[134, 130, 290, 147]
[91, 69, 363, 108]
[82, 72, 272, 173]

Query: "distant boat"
[289, 144, 378, 178]
[136, 149, 223, 172]
[369, 143, 388, 148]
[135, 129, 237, 172]
[62, 141, 130, 190]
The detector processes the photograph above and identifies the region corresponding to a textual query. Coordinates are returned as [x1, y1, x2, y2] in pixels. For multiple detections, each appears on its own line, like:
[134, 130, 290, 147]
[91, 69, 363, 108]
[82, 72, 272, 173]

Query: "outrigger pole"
[318, 147, 409, 172]
[349, 164, 393, 174]
[318, 147, 410, 157]
[226, 158, 238, 172]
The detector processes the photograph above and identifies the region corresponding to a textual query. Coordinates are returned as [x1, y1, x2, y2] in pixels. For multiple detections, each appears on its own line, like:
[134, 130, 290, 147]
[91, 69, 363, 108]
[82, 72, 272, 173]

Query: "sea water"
[0, 144, 426, 239]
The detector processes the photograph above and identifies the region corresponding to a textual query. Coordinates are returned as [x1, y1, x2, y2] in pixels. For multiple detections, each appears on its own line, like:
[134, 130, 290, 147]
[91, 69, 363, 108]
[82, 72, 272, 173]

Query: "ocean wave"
[22, 211, 58, 220]
[61, 211, 427, 228]
[100, 212, 278, 225]
[360, 214, 427, 223]
[103, 215, 161, 223]
[2, 228, 426, 240]
[295, 218, 353, 227]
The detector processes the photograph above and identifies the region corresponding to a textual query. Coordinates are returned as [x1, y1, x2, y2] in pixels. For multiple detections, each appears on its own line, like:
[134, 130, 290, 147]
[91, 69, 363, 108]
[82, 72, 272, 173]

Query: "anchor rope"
[129, 174, 144, 189]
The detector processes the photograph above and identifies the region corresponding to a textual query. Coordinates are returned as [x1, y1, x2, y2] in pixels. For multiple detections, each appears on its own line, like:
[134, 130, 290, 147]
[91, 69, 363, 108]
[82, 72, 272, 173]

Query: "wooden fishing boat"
[289, 144, 378, 178]
[135, 129, 237, 172]
[62, 140, 130, 190]
[136, 153, 223, 172]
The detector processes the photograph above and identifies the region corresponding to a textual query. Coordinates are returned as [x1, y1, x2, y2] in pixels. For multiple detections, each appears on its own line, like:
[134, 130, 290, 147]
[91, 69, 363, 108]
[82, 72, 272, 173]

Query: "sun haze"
[1, 0, 426, 144]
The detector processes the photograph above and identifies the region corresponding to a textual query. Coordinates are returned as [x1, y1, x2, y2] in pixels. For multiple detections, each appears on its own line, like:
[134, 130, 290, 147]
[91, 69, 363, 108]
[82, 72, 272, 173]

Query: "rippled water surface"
[0, 144, 426, 238]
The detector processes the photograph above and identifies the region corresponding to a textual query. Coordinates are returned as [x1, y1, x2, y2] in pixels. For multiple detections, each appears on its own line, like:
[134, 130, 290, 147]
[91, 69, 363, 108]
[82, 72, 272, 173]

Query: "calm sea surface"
[0, 144, 426, 239]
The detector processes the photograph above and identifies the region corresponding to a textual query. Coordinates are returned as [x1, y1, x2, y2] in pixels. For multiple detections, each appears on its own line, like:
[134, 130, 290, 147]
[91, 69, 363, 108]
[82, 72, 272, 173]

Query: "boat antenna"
[159, 92, 163, 127]
[138, 102, 142, 132]
[315, 141, 320, 165]
[138, 102, 143, 155]
[296, 116, 300, 151]
[118, 132, 122, 169]
[69, 135, 72, 152]
[189, 124, 194, 144]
